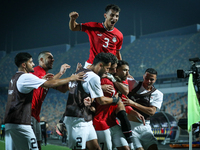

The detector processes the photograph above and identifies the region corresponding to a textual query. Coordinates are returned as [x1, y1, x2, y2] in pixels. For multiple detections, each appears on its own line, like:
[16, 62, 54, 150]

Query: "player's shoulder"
[32, 66, 46, 77]
[154, 89, 163, 97]
[85, 71, 100, 80]
[114, 27, 123, 36]
[83, 22, 102, 27]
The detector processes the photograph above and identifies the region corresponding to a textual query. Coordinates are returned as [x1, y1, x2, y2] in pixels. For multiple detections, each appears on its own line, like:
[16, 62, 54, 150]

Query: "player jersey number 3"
[103, 38, 109, 48]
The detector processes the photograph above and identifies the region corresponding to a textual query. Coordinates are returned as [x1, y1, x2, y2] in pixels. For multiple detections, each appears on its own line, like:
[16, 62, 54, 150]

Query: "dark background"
[1, 0, 200, 52]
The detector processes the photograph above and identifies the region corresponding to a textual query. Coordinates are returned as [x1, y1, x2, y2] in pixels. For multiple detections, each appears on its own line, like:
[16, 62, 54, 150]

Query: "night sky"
[1, 0, 200, 51]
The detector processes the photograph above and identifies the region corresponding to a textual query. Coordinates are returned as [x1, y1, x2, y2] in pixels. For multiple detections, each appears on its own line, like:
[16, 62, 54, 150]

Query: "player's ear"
[21, 62, 26, 68]
[40, 57, 43, 62]
[104, 13, 107, 19]
[99, 62, 104, 68]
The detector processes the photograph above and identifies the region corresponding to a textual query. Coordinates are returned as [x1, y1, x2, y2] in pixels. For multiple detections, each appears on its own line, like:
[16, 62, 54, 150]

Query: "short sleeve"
[88, 76, 104, 98]
[150, 90, 163, 109]
[17, 73, 46, 94]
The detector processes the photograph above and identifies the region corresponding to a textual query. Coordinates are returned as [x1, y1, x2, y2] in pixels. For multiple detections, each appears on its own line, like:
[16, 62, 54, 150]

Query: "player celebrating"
[69, 4, 123, 68]
[123, 68, 163, 150]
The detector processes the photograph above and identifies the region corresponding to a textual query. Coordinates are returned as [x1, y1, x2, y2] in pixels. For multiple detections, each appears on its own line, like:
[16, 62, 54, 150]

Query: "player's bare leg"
[86, 139, 101, 150]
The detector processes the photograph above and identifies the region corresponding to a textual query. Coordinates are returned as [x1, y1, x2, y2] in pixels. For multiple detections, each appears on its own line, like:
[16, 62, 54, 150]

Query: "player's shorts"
[64, 116, 97, 149]
[5, 123, 38, 150]
[96, 125, 128, 150]
[84, 61, 92, 69]
[31, 116, 42, 141]
[130, 121, 158, 150]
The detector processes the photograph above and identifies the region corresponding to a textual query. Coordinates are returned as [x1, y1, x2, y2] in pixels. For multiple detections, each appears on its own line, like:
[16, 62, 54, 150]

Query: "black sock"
[116, 110, 133, 143]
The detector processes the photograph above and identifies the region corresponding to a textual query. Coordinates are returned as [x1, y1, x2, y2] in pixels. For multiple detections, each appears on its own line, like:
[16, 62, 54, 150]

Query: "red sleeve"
[101, 78, 116, 97]
[81, 22, 96, 32]
[125, 106, 133, 114]
[122, 79, 128, 86]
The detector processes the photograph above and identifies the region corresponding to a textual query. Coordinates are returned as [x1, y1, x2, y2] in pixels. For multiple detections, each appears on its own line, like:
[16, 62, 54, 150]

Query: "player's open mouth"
[111, 21, 115, 25]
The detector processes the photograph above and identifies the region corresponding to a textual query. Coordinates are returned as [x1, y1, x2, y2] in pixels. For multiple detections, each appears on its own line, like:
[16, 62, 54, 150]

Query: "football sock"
[116, 110, 133, 143]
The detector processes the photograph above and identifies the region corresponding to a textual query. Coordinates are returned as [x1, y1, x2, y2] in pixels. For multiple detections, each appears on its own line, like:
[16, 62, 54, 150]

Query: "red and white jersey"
[81, 22, 123, 64]
[93, 77, 119, 131]
[31, 66, 49, 122]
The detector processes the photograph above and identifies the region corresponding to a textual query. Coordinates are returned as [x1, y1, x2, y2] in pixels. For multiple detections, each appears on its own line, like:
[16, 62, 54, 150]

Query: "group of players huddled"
[4, 4, 163, 150]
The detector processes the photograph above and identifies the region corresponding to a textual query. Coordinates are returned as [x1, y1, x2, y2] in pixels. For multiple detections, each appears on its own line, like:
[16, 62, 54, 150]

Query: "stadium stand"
[0, 25, 200, 134]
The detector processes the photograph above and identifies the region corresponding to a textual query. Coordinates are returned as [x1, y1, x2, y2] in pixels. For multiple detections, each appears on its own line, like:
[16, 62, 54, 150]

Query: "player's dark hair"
[105, 4, 121, 13]
[15, 52, 32, 67]
[145, 68, 157, 75]
[107, 53, 118, 65]
[117, 60, 129, 69]
[93, 52, 112, 66]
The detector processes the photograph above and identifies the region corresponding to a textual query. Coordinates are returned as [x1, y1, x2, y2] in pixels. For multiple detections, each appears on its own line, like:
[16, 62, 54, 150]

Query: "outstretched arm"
[122, 97, 157, 116]
[41, 71, 85, 90]
[69, 11, 81, 31]
[53, 64, 71, 79]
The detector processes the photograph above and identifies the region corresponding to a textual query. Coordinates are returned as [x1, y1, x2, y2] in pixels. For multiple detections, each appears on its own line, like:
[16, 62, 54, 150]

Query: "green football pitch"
[0, 140, 71, 150]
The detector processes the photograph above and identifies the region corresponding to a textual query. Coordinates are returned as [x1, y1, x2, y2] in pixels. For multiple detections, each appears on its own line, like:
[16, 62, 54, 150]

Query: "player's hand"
[70, 71, 86, 81]
[43, 73, 54, 80]
[130, 110, 146, 125]
[60, 64, 71, 75]
[83, 96, 92, 107]
[122, 96, 134, 106]
[69, 11, 79, 20]
[127, 73, 134, 79]
[101, 84, 114, 94]
[76, 63, 82, 72]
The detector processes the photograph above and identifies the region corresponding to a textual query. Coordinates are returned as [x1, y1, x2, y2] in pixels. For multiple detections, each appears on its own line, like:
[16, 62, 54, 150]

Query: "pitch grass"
[0, 140, 71, 150]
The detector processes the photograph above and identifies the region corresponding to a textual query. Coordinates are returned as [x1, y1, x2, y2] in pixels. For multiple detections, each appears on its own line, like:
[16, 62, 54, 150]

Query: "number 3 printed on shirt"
[103, 38, 109, 48]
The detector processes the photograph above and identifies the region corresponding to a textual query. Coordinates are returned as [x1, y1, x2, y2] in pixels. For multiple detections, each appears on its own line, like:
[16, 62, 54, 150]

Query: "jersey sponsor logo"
[97, 33, 102, 36]
[112, 37, 117, 43]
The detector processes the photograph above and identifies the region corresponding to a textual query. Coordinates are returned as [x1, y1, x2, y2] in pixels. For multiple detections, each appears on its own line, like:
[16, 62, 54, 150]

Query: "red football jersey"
[115, 79, 133, 114]
[31, 66, 48, 122]
[81, 22, 123, 64]
[93, 77, 119, 131]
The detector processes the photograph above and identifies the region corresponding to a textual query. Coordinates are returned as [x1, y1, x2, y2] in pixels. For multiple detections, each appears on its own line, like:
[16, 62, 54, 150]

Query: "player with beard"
[31, 51, 71, 149]
[95, 59, 145, 150]
[63, 52, 122, 150]
[4, 52, 85, 150]
[69, 4, 123, 68]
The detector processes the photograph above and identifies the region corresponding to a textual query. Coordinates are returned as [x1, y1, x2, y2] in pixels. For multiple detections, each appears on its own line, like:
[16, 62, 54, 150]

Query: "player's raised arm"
[69, 11, 81, 31]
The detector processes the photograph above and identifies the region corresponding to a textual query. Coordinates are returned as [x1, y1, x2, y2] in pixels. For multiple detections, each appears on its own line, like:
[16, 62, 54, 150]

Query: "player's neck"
[18, 68, 27, 73]
[143, 82, 152, 91]
[39, 65, 49, 73]
[103, 22, 114, 31]
[89, 65, 99, 76]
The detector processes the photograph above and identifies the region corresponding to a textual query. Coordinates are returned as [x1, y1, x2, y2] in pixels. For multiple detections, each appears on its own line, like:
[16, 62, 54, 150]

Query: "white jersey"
[81, 71, 104, 98]
[17, 72, 46, 94]
[127, 78, 163, 149]
[127, 78, 163, 109]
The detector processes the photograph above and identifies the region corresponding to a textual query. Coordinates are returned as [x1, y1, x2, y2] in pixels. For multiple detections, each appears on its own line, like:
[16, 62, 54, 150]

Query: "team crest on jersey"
[112, 37, 117, 43]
